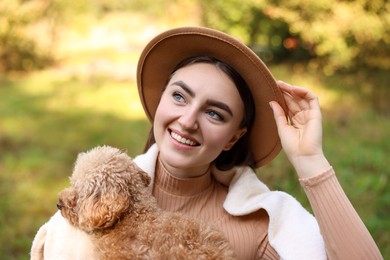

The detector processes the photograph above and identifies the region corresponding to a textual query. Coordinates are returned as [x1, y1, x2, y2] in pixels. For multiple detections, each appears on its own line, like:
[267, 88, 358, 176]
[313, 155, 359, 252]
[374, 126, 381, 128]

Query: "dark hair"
[143, 55, 256, 170]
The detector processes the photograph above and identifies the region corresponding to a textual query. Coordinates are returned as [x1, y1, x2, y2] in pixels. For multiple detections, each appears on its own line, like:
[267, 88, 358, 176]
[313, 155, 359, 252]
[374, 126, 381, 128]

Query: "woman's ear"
[224, 128, 247, 151]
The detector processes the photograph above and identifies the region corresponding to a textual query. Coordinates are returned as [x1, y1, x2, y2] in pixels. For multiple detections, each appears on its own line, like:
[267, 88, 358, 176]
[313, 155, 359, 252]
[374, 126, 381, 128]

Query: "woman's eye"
[207, 110, 224, 121]
[172, 92, 185, 103]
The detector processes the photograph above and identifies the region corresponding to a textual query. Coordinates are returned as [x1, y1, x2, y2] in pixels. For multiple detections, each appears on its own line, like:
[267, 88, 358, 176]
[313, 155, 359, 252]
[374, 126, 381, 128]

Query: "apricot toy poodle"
[57, 146, 235, 259]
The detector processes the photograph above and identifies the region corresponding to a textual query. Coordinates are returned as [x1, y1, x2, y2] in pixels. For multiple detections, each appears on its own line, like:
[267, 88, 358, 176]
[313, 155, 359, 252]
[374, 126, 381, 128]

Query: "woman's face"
[153, 63, 247, 178]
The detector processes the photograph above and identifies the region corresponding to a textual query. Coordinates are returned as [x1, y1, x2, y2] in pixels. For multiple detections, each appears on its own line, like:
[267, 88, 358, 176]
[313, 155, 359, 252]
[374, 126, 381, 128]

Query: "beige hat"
[137, 27, 287, 167]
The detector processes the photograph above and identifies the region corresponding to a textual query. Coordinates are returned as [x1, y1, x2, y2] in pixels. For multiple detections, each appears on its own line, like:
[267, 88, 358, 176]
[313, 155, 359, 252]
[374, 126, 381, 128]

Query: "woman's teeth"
[170, 132, 198, 146]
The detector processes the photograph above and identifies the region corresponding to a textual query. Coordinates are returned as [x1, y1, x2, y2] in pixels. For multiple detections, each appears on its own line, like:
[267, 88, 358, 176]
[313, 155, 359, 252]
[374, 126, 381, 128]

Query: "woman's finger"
[278, 80, 320, 111]
[282, 91, 302, 117]
[269, 101, 288, 127]
[277, 80, 294, 93]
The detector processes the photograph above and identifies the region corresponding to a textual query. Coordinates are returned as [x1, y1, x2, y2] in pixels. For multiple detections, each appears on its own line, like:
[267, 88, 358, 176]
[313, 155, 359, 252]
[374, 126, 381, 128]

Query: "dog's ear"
[77, 190, 129, 232]
[57, 188, 80, 227]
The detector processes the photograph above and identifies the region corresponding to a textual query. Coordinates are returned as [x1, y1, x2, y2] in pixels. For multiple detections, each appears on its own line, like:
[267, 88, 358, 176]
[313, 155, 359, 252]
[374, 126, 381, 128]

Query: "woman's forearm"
[300, 168, 383, 260]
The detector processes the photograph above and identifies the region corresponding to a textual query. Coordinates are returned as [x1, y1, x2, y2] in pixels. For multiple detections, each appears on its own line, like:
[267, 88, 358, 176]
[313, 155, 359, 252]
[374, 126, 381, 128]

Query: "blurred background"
[0, 0, 389, 258]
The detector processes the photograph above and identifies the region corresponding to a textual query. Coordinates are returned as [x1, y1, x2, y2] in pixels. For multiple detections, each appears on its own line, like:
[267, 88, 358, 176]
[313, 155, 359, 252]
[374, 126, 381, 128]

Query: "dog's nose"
[56, 201, 63, 210]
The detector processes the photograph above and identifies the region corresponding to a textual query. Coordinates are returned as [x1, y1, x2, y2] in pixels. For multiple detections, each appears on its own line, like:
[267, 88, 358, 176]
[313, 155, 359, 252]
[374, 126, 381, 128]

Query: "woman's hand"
[270, 81, 330, 178]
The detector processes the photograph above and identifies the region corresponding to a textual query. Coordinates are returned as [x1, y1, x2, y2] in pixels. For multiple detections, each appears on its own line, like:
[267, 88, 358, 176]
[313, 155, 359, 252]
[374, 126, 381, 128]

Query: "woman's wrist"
[291, 153, 331, 179]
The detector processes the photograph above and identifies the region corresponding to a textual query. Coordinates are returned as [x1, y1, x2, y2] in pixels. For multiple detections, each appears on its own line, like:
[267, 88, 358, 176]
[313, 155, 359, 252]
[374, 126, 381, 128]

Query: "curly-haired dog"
[57, 146, 236, 260]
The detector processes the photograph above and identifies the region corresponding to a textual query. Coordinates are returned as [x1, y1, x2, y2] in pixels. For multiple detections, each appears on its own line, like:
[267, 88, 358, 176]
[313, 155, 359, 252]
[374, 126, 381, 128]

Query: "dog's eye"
[57, 202, 63, 210]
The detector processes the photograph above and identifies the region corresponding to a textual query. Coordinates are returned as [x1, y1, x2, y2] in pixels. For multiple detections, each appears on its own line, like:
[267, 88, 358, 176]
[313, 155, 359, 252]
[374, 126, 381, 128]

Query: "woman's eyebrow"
[170, 81, 195, 97]
[170, 80, 233, 117]
[206, 99, 233, 117]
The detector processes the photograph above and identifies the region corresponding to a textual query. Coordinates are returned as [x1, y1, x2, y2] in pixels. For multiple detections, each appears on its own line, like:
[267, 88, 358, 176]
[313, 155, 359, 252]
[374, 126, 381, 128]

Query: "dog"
[57, 146, 236, 259]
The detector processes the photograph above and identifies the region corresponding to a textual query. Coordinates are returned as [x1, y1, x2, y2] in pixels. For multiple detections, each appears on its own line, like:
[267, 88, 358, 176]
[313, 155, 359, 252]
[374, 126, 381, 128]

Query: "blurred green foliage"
[0, 0, 389, 259]
[2, 0, 390, 73]
[200, 0, 390, 73]
[0, 0, 52, 71]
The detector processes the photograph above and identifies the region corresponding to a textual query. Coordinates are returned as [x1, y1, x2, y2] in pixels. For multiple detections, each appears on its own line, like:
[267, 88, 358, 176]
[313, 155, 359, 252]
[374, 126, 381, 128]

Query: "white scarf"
[134, 144, 326, 260]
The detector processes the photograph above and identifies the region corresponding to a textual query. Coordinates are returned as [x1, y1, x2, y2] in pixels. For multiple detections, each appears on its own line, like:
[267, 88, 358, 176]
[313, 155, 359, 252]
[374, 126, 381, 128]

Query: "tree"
[199, 0, 390, 72]
[0, 0, 92, 73]
[0, 0, 53, 72]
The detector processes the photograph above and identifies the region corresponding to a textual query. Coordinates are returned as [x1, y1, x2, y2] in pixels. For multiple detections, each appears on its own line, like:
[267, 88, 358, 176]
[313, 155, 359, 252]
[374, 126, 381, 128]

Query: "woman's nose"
[178, 109, 199, 130]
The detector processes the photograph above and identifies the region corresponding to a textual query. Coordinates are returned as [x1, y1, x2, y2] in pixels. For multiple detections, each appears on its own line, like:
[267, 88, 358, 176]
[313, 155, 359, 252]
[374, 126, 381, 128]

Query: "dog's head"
[57, 146, 151, 233]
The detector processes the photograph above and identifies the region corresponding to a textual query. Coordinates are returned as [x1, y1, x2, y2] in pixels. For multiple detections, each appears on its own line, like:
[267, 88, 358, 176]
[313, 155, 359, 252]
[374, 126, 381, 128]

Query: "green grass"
[0, 72, 151, 259]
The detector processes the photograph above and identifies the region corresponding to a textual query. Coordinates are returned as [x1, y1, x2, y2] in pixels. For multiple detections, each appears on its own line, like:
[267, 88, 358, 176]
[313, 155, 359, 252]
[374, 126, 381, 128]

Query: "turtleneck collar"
[154, 156, 212, 196]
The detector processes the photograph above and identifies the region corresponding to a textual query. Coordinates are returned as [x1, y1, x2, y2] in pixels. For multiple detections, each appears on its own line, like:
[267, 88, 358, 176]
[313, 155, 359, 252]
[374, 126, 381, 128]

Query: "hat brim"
[137, 27, 287, 167]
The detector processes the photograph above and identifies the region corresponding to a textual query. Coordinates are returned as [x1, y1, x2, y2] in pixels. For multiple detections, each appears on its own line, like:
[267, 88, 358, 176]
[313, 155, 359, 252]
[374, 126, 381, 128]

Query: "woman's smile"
[169, 129, 199, 147]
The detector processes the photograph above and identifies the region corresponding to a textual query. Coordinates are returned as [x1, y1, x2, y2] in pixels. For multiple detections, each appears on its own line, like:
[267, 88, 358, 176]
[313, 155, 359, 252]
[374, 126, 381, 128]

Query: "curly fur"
[57, 146, 236, 259]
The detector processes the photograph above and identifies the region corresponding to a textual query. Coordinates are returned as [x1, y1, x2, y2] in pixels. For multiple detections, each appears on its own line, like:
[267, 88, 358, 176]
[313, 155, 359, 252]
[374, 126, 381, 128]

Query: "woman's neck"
[158, 156, 210, 179]
[154, 158, 212, 196]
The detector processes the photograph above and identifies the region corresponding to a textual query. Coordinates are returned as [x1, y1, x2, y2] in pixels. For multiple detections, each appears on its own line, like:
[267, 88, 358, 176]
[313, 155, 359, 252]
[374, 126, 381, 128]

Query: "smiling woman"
[31, 27, 383, 260]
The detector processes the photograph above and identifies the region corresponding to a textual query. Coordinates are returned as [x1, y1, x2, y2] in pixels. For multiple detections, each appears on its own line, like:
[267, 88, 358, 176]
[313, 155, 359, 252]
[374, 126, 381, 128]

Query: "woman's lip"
[169, 129, 200, 146]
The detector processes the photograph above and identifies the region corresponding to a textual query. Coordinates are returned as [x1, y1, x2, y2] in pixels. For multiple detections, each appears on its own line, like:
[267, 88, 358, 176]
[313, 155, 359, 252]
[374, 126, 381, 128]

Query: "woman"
[31, 27, 383, 259]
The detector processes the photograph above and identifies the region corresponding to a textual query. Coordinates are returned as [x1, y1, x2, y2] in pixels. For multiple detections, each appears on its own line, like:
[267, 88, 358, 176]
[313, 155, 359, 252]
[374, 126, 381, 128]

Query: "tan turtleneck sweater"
[152, 159, 383, 259]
